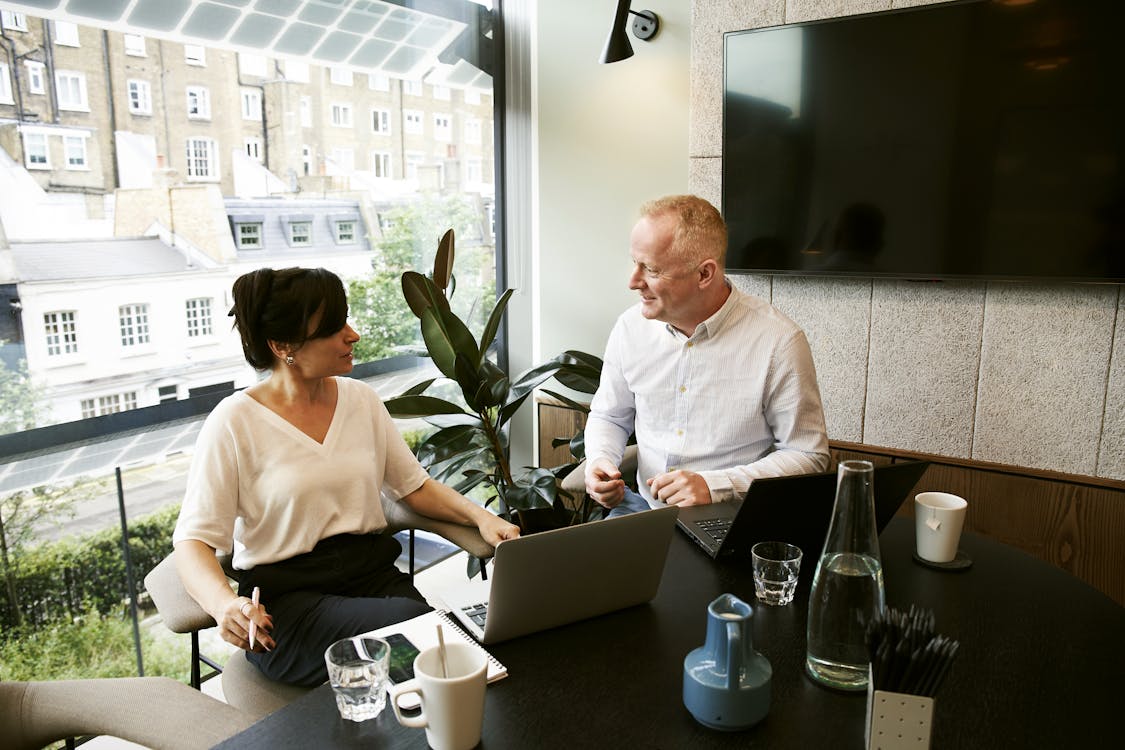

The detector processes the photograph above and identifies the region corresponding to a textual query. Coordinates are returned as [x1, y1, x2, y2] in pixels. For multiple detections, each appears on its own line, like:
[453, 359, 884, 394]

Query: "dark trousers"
[237, 532, 431, 687]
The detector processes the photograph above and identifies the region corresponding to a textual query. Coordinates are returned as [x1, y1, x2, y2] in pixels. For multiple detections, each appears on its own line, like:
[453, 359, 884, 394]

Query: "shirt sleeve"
[584, 318, 636, 479]
[372, 388, 430, 501]
[696, 329, 831, 502]
[172, 403, 240, 554]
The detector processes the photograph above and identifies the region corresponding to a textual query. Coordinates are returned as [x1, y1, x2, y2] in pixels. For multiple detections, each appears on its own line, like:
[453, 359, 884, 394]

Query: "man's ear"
[696, 258, 719, 288]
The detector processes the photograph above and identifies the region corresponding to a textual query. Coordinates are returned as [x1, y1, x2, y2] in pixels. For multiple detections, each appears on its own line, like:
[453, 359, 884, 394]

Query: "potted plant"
[383, 229, 603, 543]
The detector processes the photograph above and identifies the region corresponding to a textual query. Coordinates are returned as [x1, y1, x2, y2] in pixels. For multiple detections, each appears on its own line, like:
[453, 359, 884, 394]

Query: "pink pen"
[249, 586, 260, 649]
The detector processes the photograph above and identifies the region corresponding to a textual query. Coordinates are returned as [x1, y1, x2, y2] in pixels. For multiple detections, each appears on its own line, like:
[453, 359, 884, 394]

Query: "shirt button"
[676, 429, 684, 436]
[686, 342, 693, 348]
[679, 385, 686, 393]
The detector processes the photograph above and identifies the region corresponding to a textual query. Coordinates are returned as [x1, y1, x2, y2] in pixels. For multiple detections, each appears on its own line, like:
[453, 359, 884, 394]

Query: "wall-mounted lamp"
[600, 0, 661, 64]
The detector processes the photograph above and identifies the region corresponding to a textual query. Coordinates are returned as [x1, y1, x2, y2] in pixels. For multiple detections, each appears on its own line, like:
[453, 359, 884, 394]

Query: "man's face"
[628, 213, 701, 332]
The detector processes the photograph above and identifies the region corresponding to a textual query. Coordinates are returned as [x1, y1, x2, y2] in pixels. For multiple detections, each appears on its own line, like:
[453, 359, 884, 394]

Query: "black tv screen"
[722, 0, 1125, 282]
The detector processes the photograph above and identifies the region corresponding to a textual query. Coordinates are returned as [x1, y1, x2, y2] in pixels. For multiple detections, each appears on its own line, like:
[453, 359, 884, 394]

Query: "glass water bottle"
[805, 460, 885, 690]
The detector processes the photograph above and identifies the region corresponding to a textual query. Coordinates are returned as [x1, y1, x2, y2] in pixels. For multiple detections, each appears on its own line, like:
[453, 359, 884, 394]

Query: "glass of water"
[324, 636, 391, 721]
[751, 541, 803, 606]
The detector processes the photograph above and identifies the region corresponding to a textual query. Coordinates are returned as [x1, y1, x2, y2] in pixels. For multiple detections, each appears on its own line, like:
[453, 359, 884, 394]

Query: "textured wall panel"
[785, 0, 892, 23]
[772, 276, 871, 441]
[864, 279, 985, 457]
[973, 284, 1117, 475]
[1096, 291, 1125, 480]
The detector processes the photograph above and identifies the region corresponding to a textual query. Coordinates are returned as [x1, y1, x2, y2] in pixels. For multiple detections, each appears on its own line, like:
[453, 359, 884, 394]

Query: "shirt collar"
[666, 282, 738, 342]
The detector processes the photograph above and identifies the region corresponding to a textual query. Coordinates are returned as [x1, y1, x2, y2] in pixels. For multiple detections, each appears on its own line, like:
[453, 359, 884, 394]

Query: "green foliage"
[384, 229, 602, 526]
[349, 194, 494, 363]
[0, 348, 45, 435]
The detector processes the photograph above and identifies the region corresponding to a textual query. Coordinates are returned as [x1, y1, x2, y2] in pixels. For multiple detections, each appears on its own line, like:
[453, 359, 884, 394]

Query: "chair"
[143, 497, 496, 720]
[0, 676, 254, 750]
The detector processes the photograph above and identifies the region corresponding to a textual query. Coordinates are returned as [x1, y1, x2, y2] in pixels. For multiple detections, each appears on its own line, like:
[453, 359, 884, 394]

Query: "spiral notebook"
[370, 609, 507, 683]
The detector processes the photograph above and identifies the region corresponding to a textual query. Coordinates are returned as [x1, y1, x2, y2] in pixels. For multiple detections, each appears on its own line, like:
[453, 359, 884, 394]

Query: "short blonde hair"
[639, 195, 728, 268]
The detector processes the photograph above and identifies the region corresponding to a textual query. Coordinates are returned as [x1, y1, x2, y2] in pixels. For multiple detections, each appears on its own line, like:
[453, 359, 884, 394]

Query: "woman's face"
[287, 308, 360, 377]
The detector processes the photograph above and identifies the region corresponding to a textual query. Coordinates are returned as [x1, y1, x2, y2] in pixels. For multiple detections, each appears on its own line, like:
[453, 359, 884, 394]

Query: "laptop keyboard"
[696, 518, 732, 542]
[461, 601, 489, 628]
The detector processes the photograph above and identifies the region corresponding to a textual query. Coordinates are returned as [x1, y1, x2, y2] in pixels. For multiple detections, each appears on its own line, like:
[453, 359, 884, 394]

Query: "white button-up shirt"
[585, 285, 829, 505]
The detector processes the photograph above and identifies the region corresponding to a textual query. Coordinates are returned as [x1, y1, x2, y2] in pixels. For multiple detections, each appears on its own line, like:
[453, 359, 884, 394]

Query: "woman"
[173, 267, 518, 686]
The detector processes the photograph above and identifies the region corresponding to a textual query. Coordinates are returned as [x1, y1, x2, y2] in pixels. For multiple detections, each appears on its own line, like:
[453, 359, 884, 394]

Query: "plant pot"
[515, 506, 575, 534]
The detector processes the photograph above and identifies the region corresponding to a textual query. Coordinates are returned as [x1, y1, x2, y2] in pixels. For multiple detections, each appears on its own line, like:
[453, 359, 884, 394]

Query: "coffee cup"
[914, 492, 967, 563]
[388, 642, 487, 750]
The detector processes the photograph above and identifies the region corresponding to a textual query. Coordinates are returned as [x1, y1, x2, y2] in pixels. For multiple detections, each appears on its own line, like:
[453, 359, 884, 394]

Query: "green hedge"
[1, 504, 179, 634]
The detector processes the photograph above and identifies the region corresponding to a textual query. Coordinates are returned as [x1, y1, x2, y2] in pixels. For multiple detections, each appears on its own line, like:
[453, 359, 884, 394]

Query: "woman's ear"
[267, 339, 290, 362]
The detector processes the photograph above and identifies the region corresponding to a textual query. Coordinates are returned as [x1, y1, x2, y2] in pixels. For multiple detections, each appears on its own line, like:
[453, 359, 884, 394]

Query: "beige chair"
[144, 497, 495, 720]
[0, 676, 254, 750]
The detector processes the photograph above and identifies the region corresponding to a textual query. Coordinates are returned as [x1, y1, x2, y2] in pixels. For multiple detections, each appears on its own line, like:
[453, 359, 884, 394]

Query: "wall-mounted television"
[722, 0, 1124, 282]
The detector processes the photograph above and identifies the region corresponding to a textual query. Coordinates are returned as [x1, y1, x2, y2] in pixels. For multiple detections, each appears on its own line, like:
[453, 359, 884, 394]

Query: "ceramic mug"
[914, 492, 967, 563]
[388, 642, 487, 750]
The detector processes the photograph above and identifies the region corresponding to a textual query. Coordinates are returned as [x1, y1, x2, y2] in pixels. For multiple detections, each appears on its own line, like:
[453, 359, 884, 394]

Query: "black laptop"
[676, 461, 930, 560]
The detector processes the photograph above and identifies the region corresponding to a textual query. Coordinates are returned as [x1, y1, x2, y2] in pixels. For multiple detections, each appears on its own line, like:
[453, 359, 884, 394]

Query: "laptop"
[676, 460, 930, 560]
[437, 505, 680, 645]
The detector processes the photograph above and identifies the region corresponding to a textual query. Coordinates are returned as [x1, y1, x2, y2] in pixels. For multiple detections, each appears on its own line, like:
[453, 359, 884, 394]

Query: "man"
[584, 195, 829, 516]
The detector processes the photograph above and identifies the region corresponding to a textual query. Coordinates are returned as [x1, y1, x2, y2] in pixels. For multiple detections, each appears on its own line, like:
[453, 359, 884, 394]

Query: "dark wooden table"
[215, 518, 1124, 749]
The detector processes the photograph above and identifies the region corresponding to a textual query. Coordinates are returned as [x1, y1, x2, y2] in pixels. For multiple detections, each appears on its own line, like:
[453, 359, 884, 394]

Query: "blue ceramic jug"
[683, 593, 772, 731]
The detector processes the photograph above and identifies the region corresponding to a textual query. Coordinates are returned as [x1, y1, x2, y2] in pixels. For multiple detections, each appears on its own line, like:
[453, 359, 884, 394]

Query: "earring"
[285, 355, 295, 366]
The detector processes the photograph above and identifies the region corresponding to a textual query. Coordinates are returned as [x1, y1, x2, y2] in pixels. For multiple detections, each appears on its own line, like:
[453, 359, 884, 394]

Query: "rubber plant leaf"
[477, 288, 514, 366]
[383, 394, 466, 419]
[433, 229, 455, 292]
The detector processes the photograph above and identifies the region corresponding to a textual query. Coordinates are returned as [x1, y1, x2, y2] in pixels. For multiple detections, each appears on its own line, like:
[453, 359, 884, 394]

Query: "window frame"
[185, 136, 219, 180]
[118, 303, 152, 349]
[371, 108, 390, 135]
[127, 79, 152, 115]
[330, 102, 353, 128]
[0, 64, 13, 104]
[53, 20, 80, 47]
[371, 150, 391, 178]
[124, 34, 146, 57]
[234, 222, 263, 249]
[23, 130, 49, 169]
[184, 44, 206, 66]
[186, 86, 211, 120]
[241, 88, 262, 121]
[63, 134, 89, 170]
[185, 297, 214, 339]
[55, 70, 89, 111]
[25, 61, 46, 95]
[43, 310, 78, 358]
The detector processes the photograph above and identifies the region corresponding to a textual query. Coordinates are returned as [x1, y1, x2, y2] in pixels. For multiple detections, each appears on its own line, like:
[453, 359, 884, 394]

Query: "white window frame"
[184, 45, 206, 66]
[331, 102, 353, 128]
[53, 21, 80, 47]
[241, 88, 262, 120]
[334, 220, 357, 244]
[371, 108, 390, 135]
[186, 86, 211, 120]
[118, 304, 151, 348]
[432, 85, 451, 100]
[44, 310, 78, 357]
[55, 70, 89, 111]
[0, 64, 13, 105]
[465, 117, 482, 145]
[371, 150, 391, 178]
[63, 135, 88, 169]
[368, 74, 390, 91]
[82, 392, 138, 417]
[288, 221, 312, 246]
[23, 131, 49, 169]
[185, 136, 219, 180]
[329, 147, 354, 172]
[465, 88, 482, 105]
[127, 79, 152, 115]
[405, 151, 424, 180]
[299, 96, 312, 127]
[124, 34, 146, 57]
[238, 53, 267, 77]
[330, 67, 353, 86]
[284, 60, 309, 83]
[466, 158, 483, 184]
[25, 61, 45, 95]
[403, 80, 423, 96]
[404, 109, 423, 134]
[235, 222, 262, 249]
[244, 137, 263, 162]
[185, 297, 213, 338]
[302, 144, 312, 175]
[1, 11, 27, 32]
[433, 113, 452, 142]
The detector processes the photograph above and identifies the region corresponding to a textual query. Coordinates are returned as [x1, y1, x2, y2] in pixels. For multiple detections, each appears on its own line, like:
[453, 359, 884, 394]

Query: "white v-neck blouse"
[173, 377, 429, 570]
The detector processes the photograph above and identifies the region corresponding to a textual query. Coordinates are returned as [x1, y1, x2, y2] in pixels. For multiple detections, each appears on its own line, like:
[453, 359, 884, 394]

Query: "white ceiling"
[0, 0, 492, 88]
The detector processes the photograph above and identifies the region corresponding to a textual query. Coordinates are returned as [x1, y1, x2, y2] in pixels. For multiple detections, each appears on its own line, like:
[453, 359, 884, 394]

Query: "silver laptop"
[437, 505, 680, 644]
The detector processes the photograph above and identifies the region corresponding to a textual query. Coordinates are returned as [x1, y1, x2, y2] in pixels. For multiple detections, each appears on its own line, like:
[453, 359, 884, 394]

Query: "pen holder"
[865, 666, 934, 750]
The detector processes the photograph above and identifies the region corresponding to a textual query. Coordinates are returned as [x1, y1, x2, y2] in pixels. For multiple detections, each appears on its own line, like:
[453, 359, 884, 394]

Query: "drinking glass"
[751, 541, 803, 605]
[324, 636, 390, 721]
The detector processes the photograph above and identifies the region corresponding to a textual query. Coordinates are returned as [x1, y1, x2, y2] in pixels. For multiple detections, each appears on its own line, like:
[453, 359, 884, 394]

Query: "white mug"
[914, 491, 967, 563]
[388, 642, 487, 750]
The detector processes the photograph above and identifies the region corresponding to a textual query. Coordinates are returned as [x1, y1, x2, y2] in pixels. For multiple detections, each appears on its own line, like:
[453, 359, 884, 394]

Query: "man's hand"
[648, 470, 712, 506]
[586, 458, 626, 509]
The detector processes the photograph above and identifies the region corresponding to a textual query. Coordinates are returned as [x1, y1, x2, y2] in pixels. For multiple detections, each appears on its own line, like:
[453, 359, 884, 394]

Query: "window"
[405, 151, 424, 179]
[64, 135, 87, 169]
[235, 222, 262, 249]
[119, 304, 150, 347]
[465, 117, 482, 144]
[124, 34, 146, 56]
[331, 103, 353, 128]
[302, 144, 312, 175]
[238, 53, 267, 77]
[241, 88, 262, 120]
[371, 109, 390, 134]
[81, 392, 137, 418]
[334, 220, 356, 244]
[244, 137, 263, 162]
[330, 67, 353, 86]
[285, 60, 309, 83]
[186, 87, 211, 119]
[467, 158, 482, 184]
[127, 79, 151, 115]
[465, 88, 482, 105]
[329, 147, 354, 172]
[432, 85, 451, 100]
[158, 385, 178, 403]
[403, 80, 423, 96]
[0, 64, 12, 104]
[25, 62, 45, 95]
[185, 137, 218, 179]
[371, 150, 391, 178]
[300, 96, 312, 127]
[44, 311, 78, 356]
[184, 45, 205, 66]
[53, 21, 79, 46]
[404, 110, 423, 134]
[23, 131, 48, 168]
[185, 298, 213, 337]
[433, 114, 452, 142]
[288, 221, 311, 246]
[369, 74, 390, 91]
[1, 11, 27, 31]
[55, 71, 89, 111]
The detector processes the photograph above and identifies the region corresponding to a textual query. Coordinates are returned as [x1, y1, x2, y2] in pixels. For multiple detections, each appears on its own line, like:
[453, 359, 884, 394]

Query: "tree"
[0, 350, 44, 436]
[349, 194, 495, 363]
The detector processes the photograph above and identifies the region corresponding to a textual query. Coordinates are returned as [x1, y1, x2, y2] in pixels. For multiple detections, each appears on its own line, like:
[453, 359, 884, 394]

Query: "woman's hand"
[477, 512, 520, 547]
[216, 594, 275, 652]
